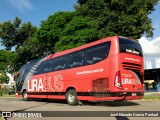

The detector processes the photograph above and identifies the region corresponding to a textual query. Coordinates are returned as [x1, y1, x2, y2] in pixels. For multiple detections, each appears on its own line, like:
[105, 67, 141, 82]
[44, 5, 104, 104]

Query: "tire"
[22, 91, 29, 101]
[66, 89, 78, 105]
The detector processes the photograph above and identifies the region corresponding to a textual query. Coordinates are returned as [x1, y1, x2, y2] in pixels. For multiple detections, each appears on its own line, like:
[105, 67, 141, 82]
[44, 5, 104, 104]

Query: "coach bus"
[15, 36, 144, 105]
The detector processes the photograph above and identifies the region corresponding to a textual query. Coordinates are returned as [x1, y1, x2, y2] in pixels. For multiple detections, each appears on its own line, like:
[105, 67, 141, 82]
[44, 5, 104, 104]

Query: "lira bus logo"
[122, 78, 140, 84]
[28, 75, 64, 92]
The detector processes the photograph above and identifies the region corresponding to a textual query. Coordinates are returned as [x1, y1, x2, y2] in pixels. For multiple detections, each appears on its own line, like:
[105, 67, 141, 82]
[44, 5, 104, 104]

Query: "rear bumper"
[77, 92, 144, 101]
[77, 91, 144, 97]
[78, 96, 143, 101]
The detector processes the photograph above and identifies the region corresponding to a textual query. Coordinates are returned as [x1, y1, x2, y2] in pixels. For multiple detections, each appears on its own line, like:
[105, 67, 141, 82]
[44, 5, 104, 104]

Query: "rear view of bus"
[111, 36, 144, 100]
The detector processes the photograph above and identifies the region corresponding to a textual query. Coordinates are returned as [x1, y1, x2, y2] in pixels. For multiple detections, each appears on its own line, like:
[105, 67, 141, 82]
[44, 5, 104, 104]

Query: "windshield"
[15, 65, 26, 85]
[119, 37, 143, 57]
[15, 58, 43, 85]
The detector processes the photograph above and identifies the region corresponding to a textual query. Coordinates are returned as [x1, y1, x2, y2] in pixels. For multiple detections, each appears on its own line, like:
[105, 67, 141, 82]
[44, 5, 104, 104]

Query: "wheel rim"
[68, 93, 75, 103]
[23, 93, 27, 99]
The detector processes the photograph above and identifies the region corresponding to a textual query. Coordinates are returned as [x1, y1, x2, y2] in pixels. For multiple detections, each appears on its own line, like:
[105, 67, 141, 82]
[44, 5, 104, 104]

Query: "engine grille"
[122, 62, 143, 83]
[122, 62, 142, 72]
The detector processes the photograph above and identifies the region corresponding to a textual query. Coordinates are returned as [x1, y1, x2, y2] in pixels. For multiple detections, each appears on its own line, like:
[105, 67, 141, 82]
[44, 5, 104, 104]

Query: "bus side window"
[86, 42, 110, 65]
[67, 51, 84, 68]
[43, 60, 52, 73]
[67, 53, 74, 68]
[33, 60, 52, 75]
[53, 56, 66, 71]
[34, 62, 44, 75]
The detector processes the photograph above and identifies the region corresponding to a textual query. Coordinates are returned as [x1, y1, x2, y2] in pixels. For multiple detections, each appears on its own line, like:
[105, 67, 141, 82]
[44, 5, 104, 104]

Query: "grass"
[0, 94, 16, 98]
[0, 113, 2, 120]
[143, 93, 160, 100]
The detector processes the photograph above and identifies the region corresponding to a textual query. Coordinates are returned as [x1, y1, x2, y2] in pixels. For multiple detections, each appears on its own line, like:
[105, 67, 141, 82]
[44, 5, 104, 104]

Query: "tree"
[76, 0, 159, 39]
[55, 16, 98, 51]
[37, 11, 99, 52]
[10, 37, 43, 72]
[0, 50, 15, 72]
[0, 17, 38, 72]
[36, 11, 77, 54]
[0, 72, 9, 84]
[0, 17, 37, 50]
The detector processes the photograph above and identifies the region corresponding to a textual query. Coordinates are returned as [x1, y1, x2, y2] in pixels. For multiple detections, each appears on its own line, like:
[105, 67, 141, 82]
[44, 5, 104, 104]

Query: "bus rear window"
[119, 37, 143, 57]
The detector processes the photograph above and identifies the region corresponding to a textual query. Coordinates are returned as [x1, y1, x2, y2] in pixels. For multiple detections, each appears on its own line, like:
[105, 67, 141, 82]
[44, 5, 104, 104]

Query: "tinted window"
[119, 37, 143, 57]
[67, 51, 84, 68]
[20, 58, 43, 81]
[53, 56, 66, 71]
[16, 64, 26, 85]
[43, 60, 53, 73]
[34, 60, 52, 75]
[86, 42, 111, 65]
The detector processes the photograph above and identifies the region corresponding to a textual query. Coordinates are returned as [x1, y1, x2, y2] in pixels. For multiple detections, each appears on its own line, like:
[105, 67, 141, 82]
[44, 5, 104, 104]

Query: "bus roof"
[46, 36, 119, 60]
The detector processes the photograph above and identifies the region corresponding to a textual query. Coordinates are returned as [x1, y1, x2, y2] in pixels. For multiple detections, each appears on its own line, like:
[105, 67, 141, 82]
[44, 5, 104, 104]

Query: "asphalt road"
[0, 98, 160, 120]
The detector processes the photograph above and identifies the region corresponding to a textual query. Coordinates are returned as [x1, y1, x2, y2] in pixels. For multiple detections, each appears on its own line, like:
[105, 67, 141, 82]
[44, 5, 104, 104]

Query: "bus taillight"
[115, 71, 122, 89]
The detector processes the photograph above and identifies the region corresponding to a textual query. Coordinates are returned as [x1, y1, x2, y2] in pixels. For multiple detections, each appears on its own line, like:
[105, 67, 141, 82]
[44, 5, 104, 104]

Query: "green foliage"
[10, 37, 43, 71]
[0, 50, 15, 72]
[37, 11, 99, 52]
[0, 88, 4, 96]
[15, 22, 37, 50]
[0, 16, 37, 50]
[0, 73, 9, 84]
[0, 17, 38, 71]
[36, 11, 77, 53]
[0, 88, 9, 96]
[144, 93, 160, 100]
[76, 0, 159, 39]
[0, 87, 14, 96]
[77, 0, 88, 5]
[55, 16, 99, 51]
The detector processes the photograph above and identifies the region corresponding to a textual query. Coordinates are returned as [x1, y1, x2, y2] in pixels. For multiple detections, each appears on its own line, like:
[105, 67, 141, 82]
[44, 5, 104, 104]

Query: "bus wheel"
[22, 91, 29, 101]
[66, 89, 78, 105]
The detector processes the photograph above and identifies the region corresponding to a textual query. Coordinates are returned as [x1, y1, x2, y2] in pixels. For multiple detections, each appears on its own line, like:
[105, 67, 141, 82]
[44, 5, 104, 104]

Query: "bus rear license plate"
[132, 93, 136, 96]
